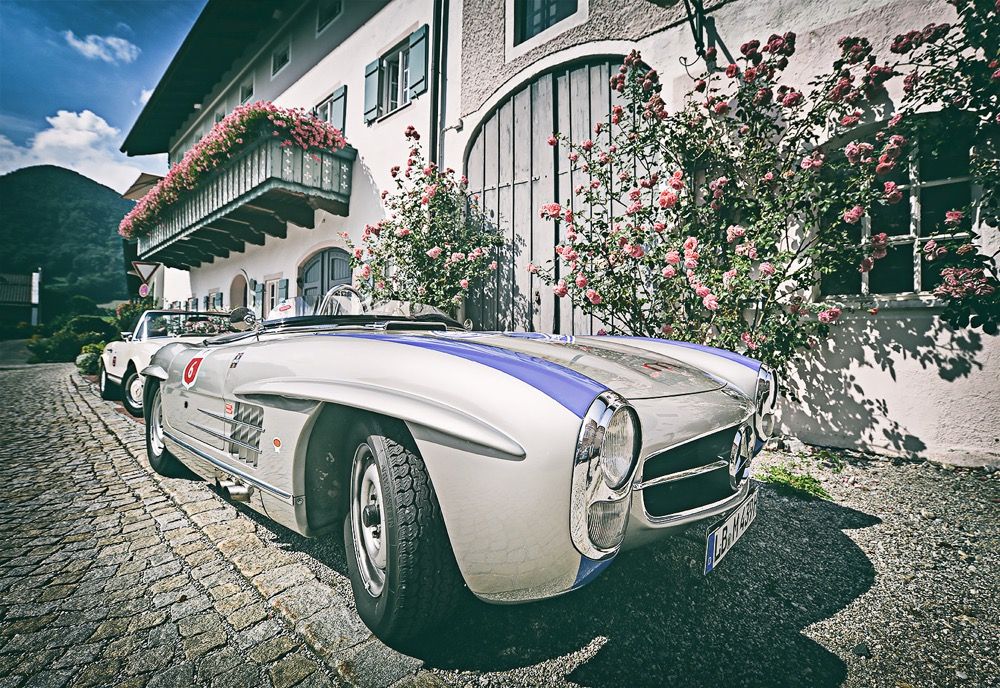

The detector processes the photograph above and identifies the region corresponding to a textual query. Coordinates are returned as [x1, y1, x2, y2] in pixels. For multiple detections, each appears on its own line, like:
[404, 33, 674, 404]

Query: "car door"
[162, 344, 234, 463]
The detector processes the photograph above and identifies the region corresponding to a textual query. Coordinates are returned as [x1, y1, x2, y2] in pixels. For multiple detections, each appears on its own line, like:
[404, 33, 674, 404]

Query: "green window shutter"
[408, 25, 429, 99]
[277, 279, 289, 301]
[330, 85, 347, 134]
[215, 293, 223, 309]
[202, 295, 209, 310]
[363, 59, 381, 124]
[253, 282, 264, 312]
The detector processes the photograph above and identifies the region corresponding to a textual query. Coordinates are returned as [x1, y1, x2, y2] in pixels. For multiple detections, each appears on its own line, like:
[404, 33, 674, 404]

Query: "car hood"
[343, 331, 727, 400]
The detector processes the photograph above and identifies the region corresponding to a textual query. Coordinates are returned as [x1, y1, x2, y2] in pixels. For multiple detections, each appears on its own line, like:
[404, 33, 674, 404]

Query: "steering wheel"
[319, 284, 365, 316]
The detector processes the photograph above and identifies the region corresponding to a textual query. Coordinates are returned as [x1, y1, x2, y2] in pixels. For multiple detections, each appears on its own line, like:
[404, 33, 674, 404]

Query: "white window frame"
[240, 78, 255, 104]
[822, 137, 976, 301]
[505, 0, 588, 62]
[381, 41, 411, 116]
[271, 38, 291, 79]
[316, 0, 343, 36]
[264, 278, 282, 315]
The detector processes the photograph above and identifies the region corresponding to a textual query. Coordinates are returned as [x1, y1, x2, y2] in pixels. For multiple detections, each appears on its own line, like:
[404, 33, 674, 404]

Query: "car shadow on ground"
[249, 485, 879, 687]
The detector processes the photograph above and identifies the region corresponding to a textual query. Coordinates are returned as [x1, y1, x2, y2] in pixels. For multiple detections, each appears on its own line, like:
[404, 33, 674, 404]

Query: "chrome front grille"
[637, 424, 743, 518]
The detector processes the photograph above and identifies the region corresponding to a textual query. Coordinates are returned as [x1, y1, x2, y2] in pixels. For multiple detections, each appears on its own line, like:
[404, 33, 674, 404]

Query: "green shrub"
[75, 347, 103, 375]
[27, 320, 113, 364]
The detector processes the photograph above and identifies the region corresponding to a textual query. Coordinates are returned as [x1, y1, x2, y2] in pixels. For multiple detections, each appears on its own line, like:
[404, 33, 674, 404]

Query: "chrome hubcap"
[128, 376, 144, 409]
[149, 391, 165, 456]
[351, 445, 386, 597]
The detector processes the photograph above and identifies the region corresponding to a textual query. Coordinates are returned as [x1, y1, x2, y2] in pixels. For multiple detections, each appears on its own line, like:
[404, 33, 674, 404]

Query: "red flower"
[547, 134, 557, 146]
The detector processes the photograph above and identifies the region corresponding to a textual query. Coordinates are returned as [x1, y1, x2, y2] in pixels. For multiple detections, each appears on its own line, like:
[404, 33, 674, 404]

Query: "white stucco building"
[122, 0, 998, 466]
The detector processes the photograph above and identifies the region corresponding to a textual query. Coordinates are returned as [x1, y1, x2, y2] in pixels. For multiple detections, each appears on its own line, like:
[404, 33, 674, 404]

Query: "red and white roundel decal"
[182, 357, 204, 388]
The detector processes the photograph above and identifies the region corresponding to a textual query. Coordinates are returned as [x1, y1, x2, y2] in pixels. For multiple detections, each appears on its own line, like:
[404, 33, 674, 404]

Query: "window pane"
[515, 0, 578, 44]
[920, 182, 971, 235]
[869, 244, 914, 294]
[272, 44, 289, 75]
[919, 132, 971, 181]
[870, 192, 911, 236]
[384, 54, 400, 111]
[820, 260, 862, 296]
[317, 0, 342, 31]
[401, 49, 411, 104]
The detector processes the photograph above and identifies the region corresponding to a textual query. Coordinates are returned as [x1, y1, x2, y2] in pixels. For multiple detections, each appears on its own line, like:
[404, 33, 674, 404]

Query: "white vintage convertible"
[142, 286, 778, 647]
[99, 310, 233, 416]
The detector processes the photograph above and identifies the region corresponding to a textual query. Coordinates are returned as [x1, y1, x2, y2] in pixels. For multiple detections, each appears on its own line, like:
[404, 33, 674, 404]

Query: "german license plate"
[704, 488, 758, 574]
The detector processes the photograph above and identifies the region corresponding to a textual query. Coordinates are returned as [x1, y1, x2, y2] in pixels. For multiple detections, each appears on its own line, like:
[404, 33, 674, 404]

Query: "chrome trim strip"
[634, 459, 729, 490]
[198, 407, 262, 431]
[642, 478, 751, 526]
[186, 420, 260, 453]
[164, 430, 292, 502]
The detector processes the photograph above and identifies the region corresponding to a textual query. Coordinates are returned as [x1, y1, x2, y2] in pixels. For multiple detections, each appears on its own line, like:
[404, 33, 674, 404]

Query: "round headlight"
[599, 407, 637, 489]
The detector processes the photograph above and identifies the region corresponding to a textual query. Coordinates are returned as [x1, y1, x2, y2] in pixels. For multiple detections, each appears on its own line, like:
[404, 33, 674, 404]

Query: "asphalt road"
[1, 363, 997, 687]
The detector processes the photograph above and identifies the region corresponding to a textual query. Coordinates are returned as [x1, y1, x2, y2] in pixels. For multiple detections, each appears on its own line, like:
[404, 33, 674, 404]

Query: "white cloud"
[63, 31, 140, 64]
[139, 88, 153, 105]
[0, 109, 165, 193]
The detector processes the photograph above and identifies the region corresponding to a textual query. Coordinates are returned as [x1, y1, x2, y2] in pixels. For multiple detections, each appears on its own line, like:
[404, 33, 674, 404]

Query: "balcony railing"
[137, 137, 356, 268]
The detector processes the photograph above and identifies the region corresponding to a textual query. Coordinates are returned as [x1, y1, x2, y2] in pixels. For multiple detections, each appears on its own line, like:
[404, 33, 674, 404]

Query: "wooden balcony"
[137, 137, 356, 268]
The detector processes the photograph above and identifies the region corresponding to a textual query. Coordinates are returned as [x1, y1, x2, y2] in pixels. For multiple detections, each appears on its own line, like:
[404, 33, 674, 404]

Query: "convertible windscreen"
[142, 312, 236, 338]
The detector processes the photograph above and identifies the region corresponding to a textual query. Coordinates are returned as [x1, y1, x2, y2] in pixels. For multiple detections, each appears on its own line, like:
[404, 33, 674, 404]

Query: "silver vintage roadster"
[142, 286, 778, 646]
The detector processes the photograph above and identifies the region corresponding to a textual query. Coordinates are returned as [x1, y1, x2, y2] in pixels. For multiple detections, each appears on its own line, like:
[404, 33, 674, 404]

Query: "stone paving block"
[182, 628, 227, 661]
[333, 637, 422, 688]
[253, 564, 316, 599]
[295, 605, 371, 659]
[71, 658, 122, 687]
[227, 602, 269, 631]
[249, 634, 301, 665]
[268, 652, 320, 688]
[271, 581, 337, 622]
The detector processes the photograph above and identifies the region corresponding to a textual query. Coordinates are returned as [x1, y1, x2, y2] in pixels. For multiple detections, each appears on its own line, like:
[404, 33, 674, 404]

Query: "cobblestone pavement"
[2, 363, 998, 687]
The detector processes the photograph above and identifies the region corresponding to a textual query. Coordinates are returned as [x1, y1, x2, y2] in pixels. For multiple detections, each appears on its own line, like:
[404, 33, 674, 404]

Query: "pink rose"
[740, 332, 758, 350]
[540, 202, 562, 219]
[702, 294, 719, 310]
[581, 139, 594, 151]
[658, 190, 678, 208]
[527, 262, 539, 274]
[489, 260, 498, 270]
[843, 206, 864, 224]
[662, 266, 676, 278]
[684, 257, 699, 270]
[883, 181, 903, 204]
[945, 210, 964, 226]
[858, 257, 874, 272]
[396, 227, 411, 238]
[683, 236, 698, 252]
[547, 135, 557, 146]
[460, 279, 469, 289]
[426, 246, 443, 259]
[628, 244, 645, 259]
[585, 289, 602, 305]
[726, 225, 745, 242]
[665, 250, 681, 265]
[359, 264, 371, 279]
[661, 324, 673, 335]
[695, 284, 710, 297]
[553, 280, 568, 297]
[760, 262, 775, 276]
[575, 273, 588, 288]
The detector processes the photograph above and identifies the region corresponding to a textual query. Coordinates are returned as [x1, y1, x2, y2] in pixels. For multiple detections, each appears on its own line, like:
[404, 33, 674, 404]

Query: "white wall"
[186, 0, 434, 308]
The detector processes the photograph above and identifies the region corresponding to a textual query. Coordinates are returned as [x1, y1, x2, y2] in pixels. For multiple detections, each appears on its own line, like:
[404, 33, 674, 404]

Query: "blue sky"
[0, 0, 207, 191]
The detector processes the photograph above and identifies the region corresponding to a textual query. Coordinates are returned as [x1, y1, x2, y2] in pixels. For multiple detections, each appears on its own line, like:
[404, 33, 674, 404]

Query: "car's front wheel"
[98, 362, 117, 401]
[145, 382, 190, 479]
[122, 367, 144, 417]
[343, 418, 464, 650]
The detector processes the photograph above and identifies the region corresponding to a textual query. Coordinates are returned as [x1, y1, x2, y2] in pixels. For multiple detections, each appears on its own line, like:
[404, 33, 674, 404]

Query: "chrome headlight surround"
[570, 392, 642, 560]
[753, 365, 779, 443]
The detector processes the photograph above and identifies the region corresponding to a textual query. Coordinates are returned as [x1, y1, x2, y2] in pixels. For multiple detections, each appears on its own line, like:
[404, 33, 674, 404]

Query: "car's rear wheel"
[122, 367, 144, 417]
[343, 418, 464, 650]
[145, 382, 189, 479]
[98, 362, 117, 401]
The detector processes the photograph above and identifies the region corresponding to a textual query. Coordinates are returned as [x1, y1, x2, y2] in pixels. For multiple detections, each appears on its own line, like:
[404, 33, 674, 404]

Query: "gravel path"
[1, 363, 997, 687]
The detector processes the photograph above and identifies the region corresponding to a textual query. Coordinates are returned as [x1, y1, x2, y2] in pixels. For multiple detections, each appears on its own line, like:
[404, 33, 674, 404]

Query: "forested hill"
[0, 165, 134, 302]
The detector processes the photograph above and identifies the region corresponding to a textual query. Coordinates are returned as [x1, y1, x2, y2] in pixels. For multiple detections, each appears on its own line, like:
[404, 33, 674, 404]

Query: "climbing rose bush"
[535, 1, 998, 372]
[886, 0, 999, 333]
[119, 102, 347, 240]
[345, 127, 502, 315]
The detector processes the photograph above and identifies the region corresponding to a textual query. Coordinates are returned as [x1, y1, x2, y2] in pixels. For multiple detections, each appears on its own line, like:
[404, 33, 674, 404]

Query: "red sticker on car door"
[182, 357, 204, 388]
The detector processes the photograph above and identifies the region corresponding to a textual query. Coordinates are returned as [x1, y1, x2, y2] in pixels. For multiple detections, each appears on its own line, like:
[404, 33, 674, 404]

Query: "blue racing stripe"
[609, 336, 762, 372]
[572, 555, 615, 589]
[325, 333, 607, 418]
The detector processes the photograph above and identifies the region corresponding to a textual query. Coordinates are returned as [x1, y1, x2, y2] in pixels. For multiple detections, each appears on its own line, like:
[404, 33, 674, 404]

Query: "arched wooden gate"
[464, 55, 624, 334]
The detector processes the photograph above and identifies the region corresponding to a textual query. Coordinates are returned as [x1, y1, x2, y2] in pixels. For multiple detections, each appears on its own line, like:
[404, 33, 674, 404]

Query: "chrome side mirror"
[120, 331, 132, 341]
[229, 307, 257, 332]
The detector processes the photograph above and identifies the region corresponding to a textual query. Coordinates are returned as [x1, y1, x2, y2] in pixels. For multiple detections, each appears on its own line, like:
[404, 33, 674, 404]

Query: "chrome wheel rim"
[127, 375, 144, 409]
[350, 444, 386, 597]
[149, 390, 165, 455]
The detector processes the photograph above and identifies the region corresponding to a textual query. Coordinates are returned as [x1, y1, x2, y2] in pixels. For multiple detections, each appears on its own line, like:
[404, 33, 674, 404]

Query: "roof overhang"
[121, 0, 295, 157]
